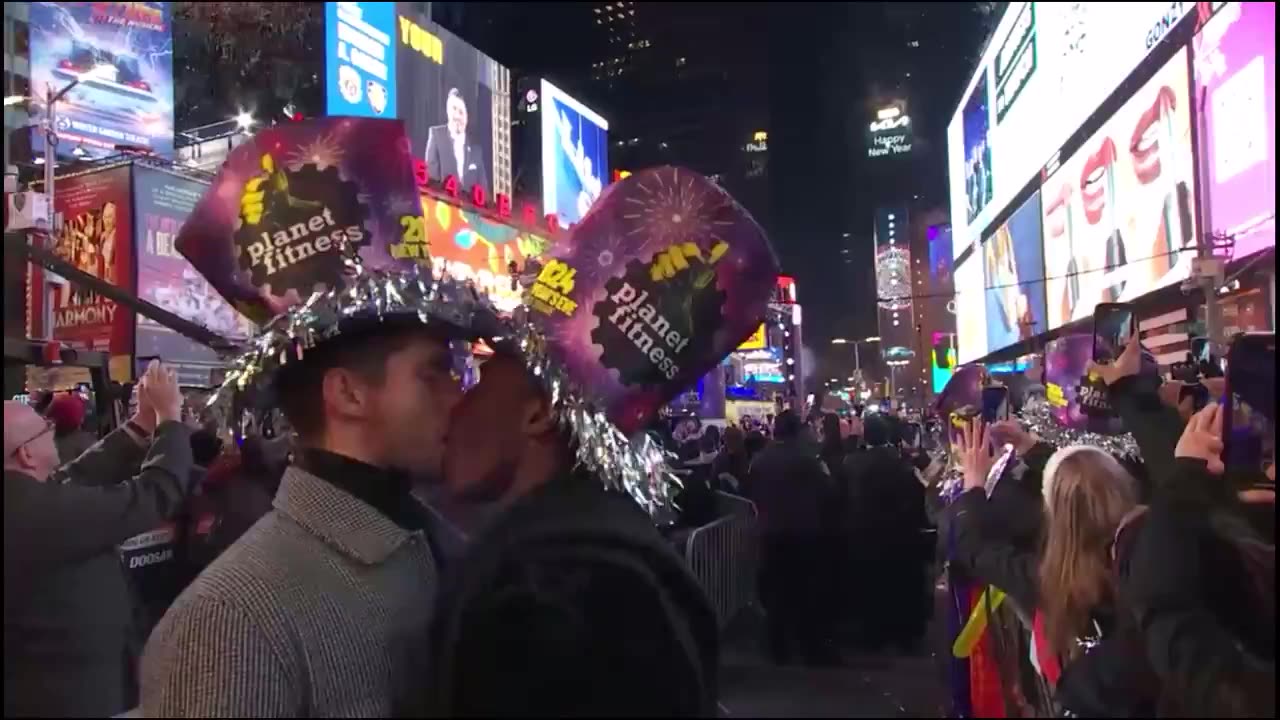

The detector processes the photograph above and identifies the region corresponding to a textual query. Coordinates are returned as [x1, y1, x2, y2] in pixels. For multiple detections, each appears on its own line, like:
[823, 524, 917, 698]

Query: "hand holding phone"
[956, 418, 994, 492]
[1092, 303, 1137, 364]
[1222, 333, 1276, 470]
[1176, 402, 1226, 475]
[981, 386, 1010, 423]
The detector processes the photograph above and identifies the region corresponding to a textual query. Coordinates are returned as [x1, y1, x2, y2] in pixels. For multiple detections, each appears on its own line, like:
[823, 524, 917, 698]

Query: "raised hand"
[140, 360, 184, 425]
[1174, 402, 1225, 476]
[958, 419, 995, 492]
[1088, 337, 1142, 387]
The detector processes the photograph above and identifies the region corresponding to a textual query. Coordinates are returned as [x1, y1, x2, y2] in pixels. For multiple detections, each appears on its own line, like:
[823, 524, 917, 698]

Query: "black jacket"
[1107, 374, 1184, 491]
[4, 421, 193, 718]
[746, 438, 833, 538]
[844, 446, 930, 539]
[427, 475, 719, 717]
[1117, 458, 1275, 717]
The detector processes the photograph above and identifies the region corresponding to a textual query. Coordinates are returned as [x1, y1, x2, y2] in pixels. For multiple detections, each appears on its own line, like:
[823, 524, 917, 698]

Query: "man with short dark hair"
[744, 409, 838, 665]
[426, 353, 719, 716]
[142, 321, 466, 716]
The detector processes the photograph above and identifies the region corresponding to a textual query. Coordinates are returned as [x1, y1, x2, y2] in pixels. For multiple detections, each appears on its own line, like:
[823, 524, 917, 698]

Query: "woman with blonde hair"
[952, 421, 1156, 716]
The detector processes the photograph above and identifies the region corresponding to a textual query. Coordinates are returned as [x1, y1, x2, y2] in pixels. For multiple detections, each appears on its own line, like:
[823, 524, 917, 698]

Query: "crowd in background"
[3, 328, 1275, 717]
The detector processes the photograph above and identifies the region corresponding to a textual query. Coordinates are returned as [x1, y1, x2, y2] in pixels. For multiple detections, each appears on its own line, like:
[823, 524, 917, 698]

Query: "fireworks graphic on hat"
[619, 167, 736, 254]
[286, 132, 345, 172]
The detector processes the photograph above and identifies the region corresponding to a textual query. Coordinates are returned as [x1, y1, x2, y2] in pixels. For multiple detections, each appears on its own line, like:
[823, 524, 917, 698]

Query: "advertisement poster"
[395, 6, 504, 201]
[1195, 1, 1275, 260]
[962, 74, 993, 225]
[30, 165, 134, 353]
[28, 2, 174, 159]
[1042, 49, 1197, 330]
[927, 224, 957, 393]
[947, 2, 1196, 257]
[954, 253, 986, 364]
[415, 194, 551, 312]
[324, 2, 510, 201]
[134, 166, 254, 385]
[541, 79, 610, 226]
[176, 117, 424, 324]
[325, 1, 397, 119]
[983, 190, 1046, 351]
[528, 167, 779, 434]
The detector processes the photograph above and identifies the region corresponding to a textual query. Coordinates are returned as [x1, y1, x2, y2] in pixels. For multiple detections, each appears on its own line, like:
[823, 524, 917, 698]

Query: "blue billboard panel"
[325, 1, 398, 118]
[540, 79, 609, 226]
[29, 2, 175, 159]
[133, 166, 254, 385]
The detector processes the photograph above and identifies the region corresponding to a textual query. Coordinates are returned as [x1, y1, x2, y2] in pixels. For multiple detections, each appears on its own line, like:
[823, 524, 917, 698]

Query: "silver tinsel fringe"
[205, 252, 680, 518]
[933, 396, 1142, 506]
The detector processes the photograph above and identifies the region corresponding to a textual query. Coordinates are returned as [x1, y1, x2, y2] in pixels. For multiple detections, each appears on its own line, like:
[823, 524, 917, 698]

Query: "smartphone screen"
[1092, 303, 1137, 363]
[980, 386, 1010, 423]
[1223, 333, 1276, 470]
[1180, 382, 1210, 412]
[985, 444, 1016, 497]
[1191, 337, 1211, 364]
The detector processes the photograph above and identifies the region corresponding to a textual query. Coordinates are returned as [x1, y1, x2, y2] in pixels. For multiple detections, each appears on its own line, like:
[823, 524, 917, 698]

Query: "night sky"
[432, 2, 996, 354]
[174, 1, 997, 384]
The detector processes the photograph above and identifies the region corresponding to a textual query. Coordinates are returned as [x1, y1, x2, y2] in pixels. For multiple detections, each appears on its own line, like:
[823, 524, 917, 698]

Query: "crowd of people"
[663, 405, 936, 665]
[4, 327, 1275, 717]
[5, 335, 719, 717]
[943, 339, 1274, 717]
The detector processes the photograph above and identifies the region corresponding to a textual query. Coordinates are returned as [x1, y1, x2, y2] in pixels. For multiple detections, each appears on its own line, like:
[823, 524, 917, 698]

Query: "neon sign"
[412, 159, 562, 236]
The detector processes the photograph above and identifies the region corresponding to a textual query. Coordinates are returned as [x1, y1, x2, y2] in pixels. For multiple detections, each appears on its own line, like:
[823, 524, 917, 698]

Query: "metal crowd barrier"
[684, 491, 759, 629]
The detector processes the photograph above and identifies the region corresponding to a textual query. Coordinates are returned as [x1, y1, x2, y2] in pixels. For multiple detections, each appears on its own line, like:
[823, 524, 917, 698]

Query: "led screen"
[1195, 2, 1276, 260]
[983, 190, 1046, 351]
[947, 2, 1195, 259]
[540, 79, 609, 226]
[29, 1, 174, 159]
[1042, 49, 1197, 330]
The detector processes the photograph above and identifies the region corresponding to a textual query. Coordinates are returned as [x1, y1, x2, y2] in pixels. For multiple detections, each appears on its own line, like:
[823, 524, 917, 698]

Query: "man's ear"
[13, 444, 37, 472]
[321, 367, 374, 422]
[520, 396, 559, 439]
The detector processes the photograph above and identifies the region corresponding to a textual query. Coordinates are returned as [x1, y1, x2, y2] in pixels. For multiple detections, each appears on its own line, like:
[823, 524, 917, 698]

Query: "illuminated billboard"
[983, 190, 1046, 351]
[1195, 2, 1276, 260]
[325, 1, 397, 119]
[29, 2, 174, 159]
[540, 79, 609, 226]
[1042, 49, 1197, 330]
[874, 208, 915, 359]
[737, 323, 766, 351]
[411, 195, 552, 312]
[866, 102, 913, 159]
[947, 2, 1195, 259]
[954, 252, 986, 364]
[133, 166, 255, 384]
[325, 2, 511, 201]
[26, 165, 135, 353]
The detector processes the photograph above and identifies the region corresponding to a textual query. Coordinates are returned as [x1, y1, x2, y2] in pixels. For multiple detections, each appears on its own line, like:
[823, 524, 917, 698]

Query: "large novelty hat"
[176, 117, 499, 406]
[1043, 334, 1126, 435]
[510, 166, 780, 511]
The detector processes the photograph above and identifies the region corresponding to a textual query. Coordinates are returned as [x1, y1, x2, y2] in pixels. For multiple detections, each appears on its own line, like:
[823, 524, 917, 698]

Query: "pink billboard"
[1195, 2, 1276, 260]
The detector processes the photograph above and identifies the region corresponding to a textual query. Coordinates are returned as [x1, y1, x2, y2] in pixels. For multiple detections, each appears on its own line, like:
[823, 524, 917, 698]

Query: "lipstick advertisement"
[1042, 49, 1197, 331]
[1195, 1, 1276, 260]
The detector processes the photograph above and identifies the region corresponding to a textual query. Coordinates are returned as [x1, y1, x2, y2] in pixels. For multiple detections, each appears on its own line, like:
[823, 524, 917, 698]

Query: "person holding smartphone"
[1116, 404, 1275, 717]
[4, 361, 192, 718]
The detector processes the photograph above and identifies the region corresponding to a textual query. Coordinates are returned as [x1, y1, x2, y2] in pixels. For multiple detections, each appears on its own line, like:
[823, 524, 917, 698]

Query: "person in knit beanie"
[46, 393, 95, 464]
